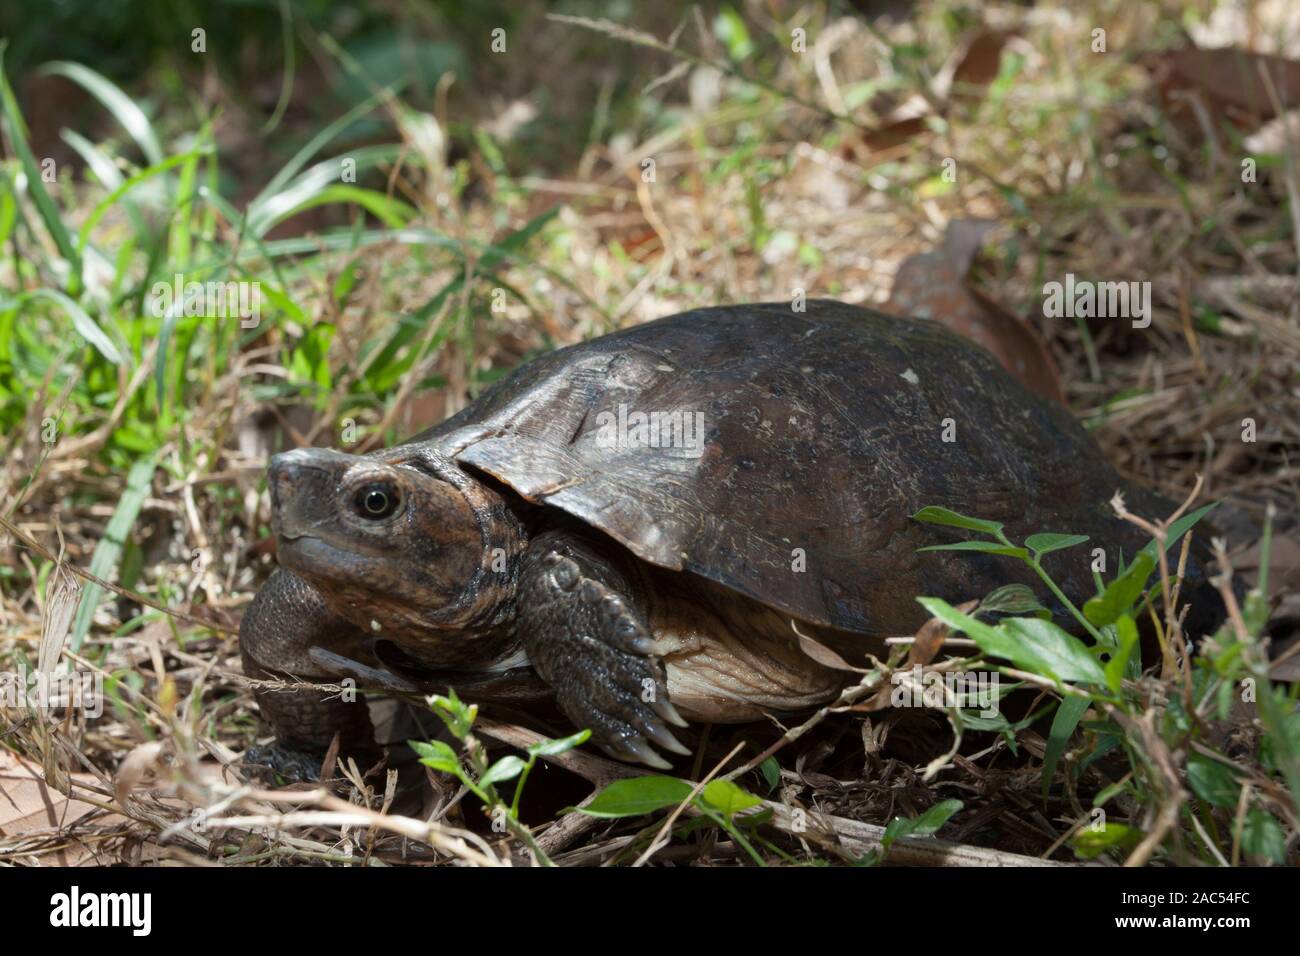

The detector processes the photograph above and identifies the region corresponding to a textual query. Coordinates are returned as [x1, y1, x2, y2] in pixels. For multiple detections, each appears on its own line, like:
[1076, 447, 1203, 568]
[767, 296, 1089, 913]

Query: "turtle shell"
[408, 300, 1181, 636]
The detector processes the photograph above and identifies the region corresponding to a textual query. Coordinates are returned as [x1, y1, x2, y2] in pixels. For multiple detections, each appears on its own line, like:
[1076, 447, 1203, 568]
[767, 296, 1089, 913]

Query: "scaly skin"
[515, 530, 690, 769]
[238, 567, 380, 778]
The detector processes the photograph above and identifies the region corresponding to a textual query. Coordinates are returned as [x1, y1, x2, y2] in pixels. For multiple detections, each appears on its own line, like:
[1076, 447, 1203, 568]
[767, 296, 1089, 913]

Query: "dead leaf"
[790, 620, 869, 673]
[850, 600, 977, 711]
[114, 741, 165, 808]
[944, 29, 1014, 102]
[1270, 645, 1300, 682]
[1244, 109, 1300, 153]
[859, 115, 930, 153]
[38, 563, 80, 676]
[858, 28, 1013, 153]
[0, 750, 122, 865]
[1234, 531, 1300, 598]
[908, 615, 952, 667]
[887, 219, 1065, 404]
[1146, 46, 1300, 138]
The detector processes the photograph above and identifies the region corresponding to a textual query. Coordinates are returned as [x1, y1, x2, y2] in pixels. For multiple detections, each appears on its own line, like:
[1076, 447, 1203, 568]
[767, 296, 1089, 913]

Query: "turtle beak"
[268, 448, 352, 539]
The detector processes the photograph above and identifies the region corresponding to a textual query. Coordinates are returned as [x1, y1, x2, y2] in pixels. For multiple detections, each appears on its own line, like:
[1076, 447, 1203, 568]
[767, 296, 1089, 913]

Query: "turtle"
[239, 299, 1222, 770]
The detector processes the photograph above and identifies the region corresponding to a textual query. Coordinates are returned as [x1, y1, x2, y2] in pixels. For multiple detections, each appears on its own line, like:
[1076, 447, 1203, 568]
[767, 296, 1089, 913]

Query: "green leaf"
[918, 598, 1105, 685]
[979, 583, 1049, 617]
[480, 205, 560, 271]
[918, 595, 1006, 644]
[1140, 502, 1219, 560]
[1241, 810, 1285, 863]
[916, 540, 1029, 558]
[1042, 696, 1090, 799]
[78, 148, 211, 249]
[1186, 754, 1241, 809]
[527, 729, 591, 757]
[246, 144, 406, 237]
[427, 689, 476, 738]
[911, 506, 1005, 538]
[410, 739, 460, 775]
[959, 703, 1039, 736]
[279, 185, 417, 230]
[1000, 617, 1107, 685]
[0, 42, 80, 285]
[882, 799, 962, 849]
[70, 458, 155, 650]
[1083, 551, 1156, 627]
[700, 779, 763, 817]
[713, 5, 754, 61]
[1072, 822, 1142, 859]
[16, 289, 124, 365]
[1025, 533, 1089, 556]
[255, 83, 403, 202]
[760, 757, 780, 791]
[578, 776, 693, 818]
[1104, 614, 1140, 692]
[39, 61, 163, 165]
[480, 755, 525, 788]
[59, 129, 123, 190]
[169, 131, 202, 268]
[362, 276, 459, 394]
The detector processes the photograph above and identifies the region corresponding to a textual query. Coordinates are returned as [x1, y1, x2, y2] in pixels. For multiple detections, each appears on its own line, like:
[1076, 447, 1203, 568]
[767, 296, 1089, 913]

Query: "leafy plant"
[411, 689, 589, 866]
[576, 772, 772, 865]
[910, 502, 1296, 864]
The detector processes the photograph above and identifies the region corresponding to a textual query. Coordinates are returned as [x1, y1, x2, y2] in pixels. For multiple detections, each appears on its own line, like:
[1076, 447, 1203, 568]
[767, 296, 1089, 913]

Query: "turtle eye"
[353, 482, 401, 520]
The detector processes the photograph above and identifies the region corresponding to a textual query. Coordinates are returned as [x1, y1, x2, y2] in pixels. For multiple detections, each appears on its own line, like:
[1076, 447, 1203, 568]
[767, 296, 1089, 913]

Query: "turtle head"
[267, 447, 524, 644]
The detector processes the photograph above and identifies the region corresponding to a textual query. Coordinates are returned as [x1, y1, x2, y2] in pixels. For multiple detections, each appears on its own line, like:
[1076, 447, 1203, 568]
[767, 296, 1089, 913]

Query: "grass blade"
[0, 41, 81, 286]
[70, 457, 156, 651]
[14, 289, 124, 365]
[1042, 695, 1090, 800]
[39, 61, 164, 166]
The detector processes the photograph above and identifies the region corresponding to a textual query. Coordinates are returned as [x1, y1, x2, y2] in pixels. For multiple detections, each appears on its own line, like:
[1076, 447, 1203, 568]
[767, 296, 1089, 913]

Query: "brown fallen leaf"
[1232, 530, 1300, 681]
[857, 28, 1013, 154]
[114, 741, 165, 808]
[1235, 531, 1300, 599]
[0, 749, 124, 865]
[790, 620, 870, 673]
[1145, 46, 1300, 138]
[908, 613, 954, 668]
[945, 29, 1014, 102]
[887, 219, 1065, 404]
[860, 115, 930, 153]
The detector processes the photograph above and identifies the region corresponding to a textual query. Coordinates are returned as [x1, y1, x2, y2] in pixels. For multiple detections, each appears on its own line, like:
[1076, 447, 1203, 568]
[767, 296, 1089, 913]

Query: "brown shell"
[407, 300, 1179, 636]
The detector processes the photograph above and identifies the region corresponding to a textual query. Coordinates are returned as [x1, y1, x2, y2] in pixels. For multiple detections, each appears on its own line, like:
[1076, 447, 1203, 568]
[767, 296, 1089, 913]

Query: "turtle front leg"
[516, 531, 690, 769]
[239, 568, 379, 778]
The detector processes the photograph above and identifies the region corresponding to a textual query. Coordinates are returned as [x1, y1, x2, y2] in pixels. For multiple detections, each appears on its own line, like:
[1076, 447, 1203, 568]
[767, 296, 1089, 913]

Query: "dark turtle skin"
[240, 300, 1223, 770]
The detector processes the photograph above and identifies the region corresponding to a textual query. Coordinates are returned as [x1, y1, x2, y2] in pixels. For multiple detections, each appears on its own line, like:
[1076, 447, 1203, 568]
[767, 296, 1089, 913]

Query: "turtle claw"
[521, 540, 691, 768]
[243, 742, 324, 784]
[642, 721, 692, 757]
[650, 696, 689, 729]
[619, 737, 674, 770]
